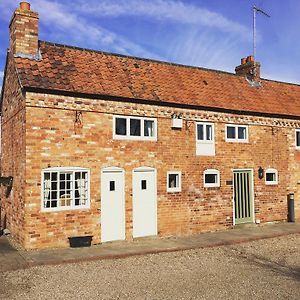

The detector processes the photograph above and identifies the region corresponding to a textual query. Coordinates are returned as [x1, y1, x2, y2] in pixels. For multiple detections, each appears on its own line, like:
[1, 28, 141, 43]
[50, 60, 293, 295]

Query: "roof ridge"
[38, 40, 237, 77]
[39, 40, 300, 87]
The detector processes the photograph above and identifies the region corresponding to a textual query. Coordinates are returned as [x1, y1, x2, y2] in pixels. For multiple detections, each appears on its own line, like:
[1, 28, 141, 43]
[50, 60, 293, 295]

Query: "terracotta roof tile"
[14, 41, 300, 117]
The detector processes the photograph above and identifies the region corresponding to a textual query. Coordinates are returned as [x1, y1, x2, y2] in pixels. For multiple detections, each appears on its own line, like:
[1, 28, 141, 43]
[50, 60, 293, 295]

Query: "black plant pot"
[68, 236, 93, 248]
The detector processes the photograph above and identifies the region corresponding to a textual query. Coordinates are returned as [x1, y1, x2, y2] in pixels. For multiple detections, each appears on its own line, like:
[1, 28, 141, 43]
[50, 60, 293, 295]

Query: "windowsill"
[265, 182, 278, 186]
[113, 135, 157, 142]
[41, 205, 90, 213]
[167, 189, 181, 193]
[225, 139, 248, 143]
[203, 185, 220, 189]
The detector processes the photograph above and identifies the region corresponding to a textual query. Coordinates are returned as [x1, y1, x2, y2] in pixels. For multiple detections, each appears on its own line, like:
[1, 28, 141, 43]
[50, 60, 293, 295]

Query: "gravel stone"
[0, 234, 299, 300]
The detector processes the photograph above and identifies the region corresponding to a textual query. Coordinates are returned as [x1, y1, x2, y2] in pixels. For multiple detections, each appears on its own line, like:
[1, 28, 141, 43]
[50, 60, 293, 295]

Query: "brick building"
[0, 2, 299, 249]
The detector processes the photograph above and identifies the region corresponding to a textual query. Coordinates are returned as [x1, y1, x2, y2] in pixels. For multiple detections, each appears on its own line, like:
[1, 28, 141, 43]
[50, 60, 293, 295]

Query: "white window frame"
[203, 169, 220, 188]
[113, 115, 157, 141]
[196, 122, 214, 144]
[295, 129, 300, 149]
[167, 171, 182, 193]
[41, 167, 90, 212]
[265, 168, 278, 185]
[225, 124, 248, 143]
[196, 122, 215, 156]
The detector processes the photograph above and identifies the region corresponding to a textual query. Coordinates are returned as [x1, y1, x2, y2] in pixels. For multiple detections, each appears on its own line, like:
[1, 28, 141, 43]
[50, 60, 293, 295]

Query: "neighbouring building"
[0, 2, 299, 249]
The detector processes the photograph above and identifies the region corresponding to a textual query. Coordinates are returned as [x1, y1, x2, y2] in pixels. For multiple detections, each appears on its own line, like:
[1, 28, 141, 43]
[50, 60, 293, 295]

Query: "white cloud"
[28, 0, 159, 58]
[76, 0, 250, 39]
[0, 71, 3, 80]
[0, 0, 162, 59]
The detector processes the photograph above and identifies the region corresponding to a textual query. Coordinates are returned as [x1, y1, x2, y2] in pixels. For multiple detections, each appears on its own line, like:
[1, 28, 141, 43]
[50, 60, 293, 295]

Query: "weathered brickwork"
[0, 53, 26, 245]
[9, 6, 39, 57]
[10, 92, 296, 249]
[1, 2, 299, 250]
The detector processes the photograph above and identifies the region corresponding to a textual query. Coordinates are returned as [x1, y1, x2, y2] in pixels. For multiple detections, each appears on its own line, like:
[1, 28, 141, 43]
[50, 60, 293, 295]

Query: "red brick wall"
[19, 92, 299, 249]
[0, 54, 26, 245]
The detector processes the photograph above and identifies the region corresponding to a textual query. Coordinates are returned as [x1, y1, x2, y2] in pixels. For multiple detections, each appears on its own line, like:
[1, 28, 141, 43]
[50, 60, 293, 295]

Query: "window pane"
[141, 180, 147, 190]
[238, 126, 246, 139]
[227, 126, 235, 139]
[75, 171, 88, 206]
[116, 118, 126, 135]
[266, 172, 275, 182]
[109, 181, 115, 191]
[297, 131, 300, 147]
[169, 174, 178, 188]
[197, 124, 204, 140]
[206, 125, 213, 141]
[130, 119, 141, 136]
[144, 120, 154, 137]
[205, 174, 217, 184]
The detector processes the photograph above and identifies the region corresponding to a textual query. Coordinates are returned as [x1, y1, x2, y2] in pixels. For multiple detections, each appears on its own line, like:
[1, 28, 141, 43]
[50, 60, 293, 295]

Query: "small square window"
[109, 181, 115, 191]
[204, 169, 220, 187]
[141, 180, 147, 190]
[265, 169, 278, 185]
[205, 174, 217, 184]
[226, 125, 248, 142]
[167, 172, 181, 192]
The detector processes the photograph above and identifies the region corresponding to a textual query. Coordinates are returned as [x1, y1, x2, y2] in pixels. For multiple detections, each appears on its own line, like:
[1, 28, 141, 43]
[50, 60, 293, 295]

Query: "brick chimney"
[9, 2, 39, 58]
[235, 55, 260, 81]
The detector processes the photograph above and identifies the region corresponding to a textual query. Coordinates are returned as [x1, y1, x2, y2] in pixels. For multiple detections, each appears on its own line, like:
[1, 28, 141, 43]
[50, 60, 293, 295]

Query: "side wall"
[0, 54, 26, 244]
[23, 92, 299, 249]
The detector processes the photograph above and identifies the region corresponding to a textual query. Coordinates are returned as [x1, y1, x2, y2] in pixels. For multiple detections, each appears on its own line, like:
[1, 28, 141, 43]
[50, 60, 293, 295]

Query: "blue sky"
[1, 0, 300, 90]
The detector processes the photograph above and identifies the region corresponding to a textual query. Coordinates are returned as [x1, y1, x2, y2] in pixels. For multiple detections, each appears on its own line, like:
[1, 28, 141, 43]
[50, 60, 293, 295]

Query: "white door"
[132, 167, 157, 238]
[101, 167, 125, 242]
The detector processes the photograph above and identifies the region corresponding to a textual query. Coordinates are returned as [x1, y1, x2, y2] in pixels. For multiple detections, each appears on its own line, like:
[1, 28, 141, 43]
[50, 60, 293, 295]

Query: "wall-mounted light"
[258, 167, 264, 179]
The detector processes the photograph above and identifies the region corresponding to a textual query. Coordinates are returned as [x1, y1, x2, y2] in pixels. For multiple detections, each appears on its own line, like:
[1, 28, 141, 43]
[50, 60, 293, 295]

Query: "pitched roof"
[14, 41, 300, 118]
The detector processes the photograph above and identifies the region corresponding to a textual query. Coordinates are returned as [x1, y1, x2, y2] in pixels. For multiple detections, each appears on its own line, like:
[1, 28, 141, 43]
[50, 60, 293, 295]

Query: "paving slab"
[0, 236, 28, 272]
[17, 222, 300, 268]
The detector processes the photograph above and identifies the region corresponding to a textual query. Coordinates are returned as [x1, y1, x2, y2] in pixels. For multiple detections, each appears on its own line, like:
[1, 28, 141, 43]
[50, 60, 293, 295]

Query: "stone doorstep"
[16, 223, 300, 269]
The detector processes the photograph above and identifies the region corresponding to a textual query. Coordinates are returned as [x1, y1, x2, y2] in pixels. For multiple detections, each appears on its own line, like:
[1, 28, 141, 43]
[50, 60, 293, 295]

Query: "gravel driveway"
[1, 234, 299, 300]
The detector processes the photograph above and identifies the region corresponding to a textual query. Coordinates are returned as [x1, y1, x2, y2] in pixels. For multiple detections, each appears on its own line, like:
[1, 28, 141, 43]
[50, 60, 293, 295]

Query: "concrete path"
[0, 236, 27, 272]
[1, 222, 300, 271]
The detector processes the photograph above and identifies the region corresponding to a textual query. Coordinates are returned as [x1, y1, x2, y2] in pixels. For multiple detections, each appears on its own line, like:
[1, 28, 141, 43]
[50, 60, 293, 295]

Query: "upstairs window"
[41, 167, 90, 212]
[203, 169, 220, 188]
[296, 129, 300, 149]
[226, 125, 248, 142]
[113, 116, 157, 141]
[167, 171, 181, 192]
[196, 122, 215, 156]
[265, 168, 278, 185]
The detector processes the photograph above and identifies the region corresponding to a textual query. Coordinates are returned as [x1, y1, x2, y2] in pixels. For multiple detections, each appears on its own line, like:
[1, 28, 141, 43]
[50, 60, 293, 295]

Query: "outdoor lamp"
[258, 167, 264, 179]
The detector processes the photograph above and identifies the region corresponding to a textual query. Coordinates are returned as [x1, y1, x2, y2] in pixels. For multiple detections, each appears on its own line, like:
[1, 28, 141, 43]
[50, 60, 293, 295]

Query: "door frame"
[132, 166, 157, 238]
[101, 166, 125, 242]
[232, 168, 255, 226]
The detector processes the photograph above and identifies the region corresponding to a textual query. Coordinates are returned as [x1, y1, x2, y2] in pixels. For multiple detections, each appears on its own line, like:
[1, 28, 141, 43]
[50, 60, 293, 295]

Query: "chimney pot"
[247, 55, 254, 63]
[241, 57, 247, 65]
[20, 2, 30, 11]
